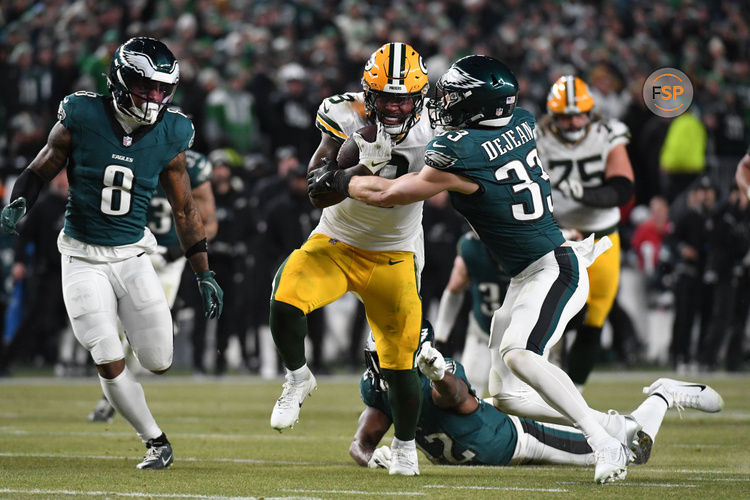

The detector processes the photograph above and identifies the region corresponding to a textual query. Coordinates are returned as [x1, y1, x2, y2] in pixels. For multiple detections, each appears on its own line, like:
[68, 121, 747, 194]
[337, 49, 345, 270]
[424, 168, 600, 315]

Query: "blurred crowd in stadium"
[0, 0, 748, 377]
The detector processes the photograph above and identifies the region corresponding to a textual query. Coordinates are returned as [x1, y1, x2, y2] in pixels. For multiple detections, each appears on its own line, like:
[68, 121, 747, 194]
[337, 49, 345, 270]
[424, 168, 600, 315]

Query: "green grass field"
[1, 372, 748, 499]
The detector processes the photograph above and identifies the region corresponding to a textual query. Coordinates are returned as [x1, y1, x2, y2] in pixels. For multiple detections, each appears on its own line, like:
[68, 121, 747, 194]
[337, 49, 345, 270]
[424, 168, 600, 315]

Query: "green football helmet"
[428, 55, 519, 129]
[107, 37, 179, 125]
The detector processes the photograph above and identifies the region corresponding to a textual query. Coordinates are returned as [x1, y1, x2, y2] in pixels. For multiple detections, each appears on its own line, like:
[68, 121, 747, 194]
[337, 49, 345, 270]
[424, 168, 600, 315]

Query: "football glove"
[557, 179, 584, 200]
[417, 341, 446, 381]
[353, 122, 392, 174]
[0, 197, 27, 235]
[195, 270, 224, 319]
[307, 168, 351, 196]
[368, 445, 392, 469]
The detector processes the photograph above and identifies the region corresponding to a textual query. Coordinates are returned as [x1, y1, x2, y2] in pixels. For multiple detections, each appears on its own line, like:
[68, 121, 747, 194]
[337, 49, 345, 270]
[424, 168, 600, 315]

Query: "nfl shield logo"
[123, 136, 132, 147]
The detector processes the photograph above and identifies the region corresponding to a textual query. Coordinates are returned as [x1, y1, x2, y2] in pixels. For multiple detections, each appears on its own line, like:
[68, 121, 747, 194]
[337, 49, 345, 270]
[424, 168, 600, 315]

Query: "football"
[336, 124, 378, 169]
[309, 125, 376, 208]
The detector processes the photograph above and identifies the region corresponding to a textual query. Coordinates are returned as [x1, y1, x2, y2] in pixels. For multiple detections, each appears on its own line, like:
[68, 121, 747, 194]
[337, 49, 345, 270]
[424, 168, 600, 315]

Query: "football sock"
[492, 384, 622, 436]
[269, 299, 308, 370]
[631, 395, 668, 442]
[288, 364, 312, 381]
[391, 437, 416, 451]
[503, 349, 613, 450]
[566, 325, 602, 386]
[99, 367, 161, 442]
[381, 368, 422, 441]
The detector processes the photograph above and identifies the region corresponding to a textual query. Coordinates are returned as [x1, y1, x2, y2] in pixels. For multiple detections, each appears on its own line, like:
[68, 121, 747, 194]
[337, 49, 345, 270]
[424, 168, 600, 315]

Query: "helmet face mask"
[362, 42, 429, 140]
[546, 75, 594, 143]
[107, 37, 179, 125]
[428, 55, 519, 130]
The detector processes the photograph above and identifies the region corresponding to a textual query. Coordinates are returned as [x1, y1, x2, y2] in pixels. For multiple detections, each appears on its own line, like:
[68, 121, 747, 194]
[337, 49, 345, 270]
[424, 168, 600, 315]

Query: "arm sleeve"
[579, 175, 633, 207]
[434, 290, 465, 343]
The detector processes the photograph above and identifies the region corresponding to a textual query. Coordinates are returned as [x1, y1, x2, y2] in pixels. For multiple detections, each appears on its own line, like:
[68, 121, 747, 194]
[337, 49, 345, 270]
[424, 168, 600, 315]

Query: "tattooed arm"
[160, 151, 209, 273]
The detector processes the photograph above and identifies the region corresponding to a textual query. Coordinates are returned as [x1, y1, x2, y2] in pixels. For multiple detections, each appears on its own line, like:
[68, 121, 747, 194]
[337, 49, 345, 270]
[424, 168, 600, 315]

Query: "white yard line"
[0, 490, 259, 500]
[0, 452, 318, 466]
[0, 427, 348, 441]
[282, 489, 423, 496]
[424, 485, 567, 492]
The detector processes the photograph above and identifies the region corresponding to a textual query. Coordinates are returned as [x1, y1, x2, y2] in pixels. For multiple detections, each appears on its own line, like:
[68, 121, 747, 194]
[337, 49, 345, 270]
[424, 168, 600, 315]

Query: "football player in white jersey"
[535, 76, 634, 390]
[268, 42, 434, 476]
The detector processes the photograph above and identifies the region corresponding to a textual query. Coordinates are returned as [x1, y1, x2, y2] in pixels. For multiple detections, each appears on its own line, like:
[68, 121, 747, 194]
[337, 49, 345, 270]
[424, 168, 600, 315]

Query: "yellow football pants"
[583, 232, 620, 328]
[272, 234, 422, 370]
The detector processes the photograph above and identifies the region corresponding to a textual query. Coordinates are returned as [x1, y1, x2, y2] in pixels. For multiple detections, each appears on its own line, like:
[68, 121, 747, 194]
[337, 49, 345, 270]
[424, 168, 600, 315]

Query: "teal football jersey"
[457, 232, 511, 332]
[361, 360, 518, 465]
[58, 92, 195, 246]
[424, 108, 564, 276]
[147, 150, 211, 247]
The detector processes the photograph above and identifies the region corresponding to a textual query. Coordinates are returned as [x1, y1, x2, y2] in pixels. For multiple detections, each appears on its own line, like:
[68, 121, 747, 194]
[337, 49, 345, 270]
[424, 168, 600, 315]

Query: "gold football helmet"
[546, 75, 595, 142]
[361, 42, 429, 140]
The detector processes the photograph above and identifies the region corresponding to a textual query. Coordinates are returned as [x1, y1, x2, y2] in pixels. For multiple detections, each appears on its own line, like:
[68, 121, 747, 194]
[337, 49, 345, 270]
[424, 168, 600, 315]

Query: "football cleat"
[136, 437, 173, 470]
[389, 445, 419, 476]
[642, 378, 724, 414]
[88, 396, 115, 423]
[270, 372, 317, 431]
[594, 440, 630, 484]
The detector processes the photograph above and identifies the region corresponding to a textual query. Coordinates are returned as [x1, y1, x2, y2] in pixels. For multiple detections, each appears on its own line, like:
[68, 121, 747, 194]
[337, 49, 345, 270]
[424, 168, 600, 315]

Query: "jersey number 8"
[101, 164, 134, 216]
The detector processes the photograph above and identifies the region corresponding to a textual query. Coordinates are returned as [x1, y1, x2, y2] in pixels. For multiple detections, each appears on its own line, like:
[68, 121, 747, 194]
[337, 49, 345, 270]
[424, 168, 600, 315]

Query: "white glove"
[557, 178, 584, 200]
[417, 341, 446, 381]
[367, 445, 392, 469]
[353, 122, 392, 174]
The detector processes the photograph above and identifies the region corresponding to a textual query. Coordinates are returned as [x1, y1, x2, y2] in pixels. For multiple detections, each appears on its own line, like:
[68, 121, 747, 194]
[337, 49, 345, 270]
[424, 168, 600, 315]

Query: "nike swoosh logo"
[432, 143, 446, 148]
[683, 384, 707, 390]
[162, 454, 173, 466]
[388, 259, 404, 265]
[323, 103, 330, 113]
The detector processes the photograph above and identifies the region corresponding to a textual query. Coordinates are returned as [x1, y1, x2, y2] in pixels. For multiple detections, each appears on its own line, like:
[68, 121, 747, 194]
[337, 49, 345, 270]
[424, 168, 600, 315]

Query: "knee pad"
[130, 329, 173, 372]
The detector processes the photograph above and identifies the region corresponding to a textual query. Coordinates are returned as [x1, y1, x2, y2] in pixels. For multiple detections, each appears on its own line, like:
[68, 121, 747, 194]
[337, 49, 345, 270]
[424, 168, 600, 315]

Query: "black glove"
[195, 270, 224, 319]
[1, 198, 27, 235]
[308, 166, 354, 198]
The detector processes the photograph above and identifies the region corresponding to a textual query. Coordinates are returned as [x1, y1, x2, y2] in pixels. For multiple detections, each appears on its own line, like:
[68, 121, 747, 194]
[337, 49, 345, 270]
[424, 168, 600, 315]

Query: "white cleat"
[642, 378, 724, 413]
[389, 446, 419, 476]
[270, 372, 317, 431]
[594, 440, 630, 484]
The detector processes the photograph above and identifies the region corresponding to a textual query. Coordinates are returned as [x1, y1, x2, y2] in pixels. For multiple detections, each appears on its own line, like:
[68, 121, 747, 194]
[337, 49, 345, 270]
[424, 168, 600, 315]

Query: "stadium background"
[0, 0, 748, 377]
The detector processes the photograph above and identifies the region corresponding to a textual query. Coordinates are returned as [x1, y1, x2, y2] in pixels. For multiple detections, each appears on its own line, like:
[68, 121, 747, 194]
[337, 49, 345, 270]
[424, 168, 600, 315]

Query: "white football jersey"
[312, 92, 435, 254]
[536, 117, 630, 232]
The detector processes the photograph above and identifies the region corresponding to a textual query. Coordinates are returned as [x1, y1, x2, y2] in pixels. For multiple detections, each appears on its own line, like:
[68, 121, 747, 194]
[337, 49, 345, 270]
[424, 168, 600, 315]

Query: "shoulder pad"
[163, 107, 195, 150]
[605, 118, 630, 147]
[315, 93, 367, 142]
[58, 91, 104, 128]
[424, 135, 463, 170]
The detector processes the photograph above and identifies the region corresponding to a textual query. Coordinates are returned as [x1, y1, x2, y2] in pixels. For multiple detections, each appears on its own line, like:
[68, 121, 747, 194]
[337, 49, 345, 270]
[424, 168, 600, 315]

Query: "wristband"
[185, 238, 208, 259]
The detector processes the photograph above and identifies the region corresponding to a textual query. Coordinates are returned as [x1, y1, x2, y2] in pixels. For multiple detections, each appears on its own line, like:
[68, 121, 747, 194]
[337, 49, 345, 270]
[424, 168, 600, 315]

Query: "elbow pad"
[579, 176, 633, 208]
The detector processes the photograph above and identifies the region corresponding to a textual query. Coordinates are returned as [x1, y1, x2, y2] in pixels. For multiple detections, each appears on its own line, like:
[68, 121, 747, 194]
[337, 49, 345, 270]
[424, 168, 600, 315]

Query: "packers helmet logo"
[440, 66, 485, 89]
[364, 52, 377, 72]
